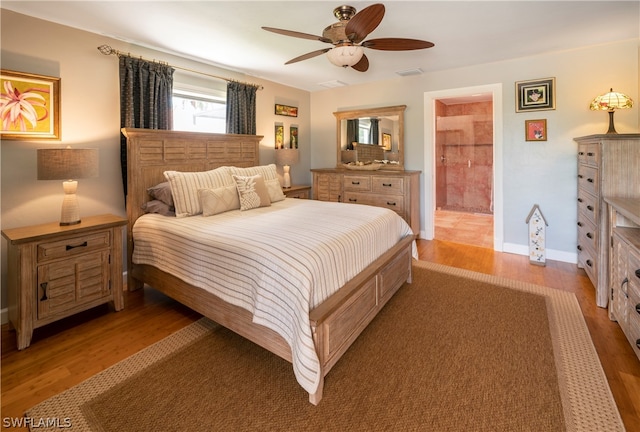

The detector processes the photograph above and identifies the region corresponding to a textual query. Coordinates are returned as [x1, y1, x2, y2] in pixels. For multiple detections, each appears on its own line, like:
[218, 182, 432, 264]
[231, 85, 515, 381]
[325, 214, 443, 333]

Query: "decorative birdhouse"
[526, 204, 548, 266]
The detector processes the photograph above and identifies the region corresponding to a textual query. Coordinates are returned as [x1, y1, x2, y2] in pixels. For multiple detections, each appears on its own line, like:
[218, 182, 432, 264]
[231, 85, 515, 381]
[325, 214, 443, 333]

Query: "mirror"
[334, 105, 406, 170]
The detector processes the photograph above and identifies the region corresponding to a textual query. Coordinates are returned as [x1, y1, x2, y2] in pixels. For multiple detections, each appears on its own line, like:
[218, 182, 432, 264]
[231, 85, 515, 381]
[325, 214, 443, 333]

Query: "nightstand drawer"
[37, 231, 111, 262]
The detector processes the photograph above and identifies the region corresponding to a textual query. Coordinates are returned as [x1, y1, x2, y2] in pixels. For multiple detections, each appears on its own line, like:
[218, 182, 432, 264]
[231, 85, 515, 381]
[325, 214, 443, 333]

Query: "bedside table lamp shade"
[37, 147, 99, 225]
[275, 148, 299, 188]
[589, 88, 633, 134]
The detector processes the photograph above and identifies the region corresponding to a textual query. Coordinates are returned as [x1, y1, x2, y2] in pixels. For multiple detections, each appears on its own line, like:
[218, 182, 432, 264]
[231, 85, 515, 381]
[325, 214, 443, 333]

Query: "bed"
[123, 128, 417, 404]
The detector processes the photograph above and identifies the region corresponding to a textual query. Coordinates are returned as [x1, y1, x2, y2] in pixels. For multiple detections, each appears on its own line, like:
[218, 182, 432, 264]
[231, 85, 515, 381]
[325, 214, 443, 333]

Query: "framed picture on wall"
[525, 119, 547, 141]
[290, 126, 298, 149]
[275, 124, 284, 149]
[1, 69, 61, 140]
[515, 77, 555, 112]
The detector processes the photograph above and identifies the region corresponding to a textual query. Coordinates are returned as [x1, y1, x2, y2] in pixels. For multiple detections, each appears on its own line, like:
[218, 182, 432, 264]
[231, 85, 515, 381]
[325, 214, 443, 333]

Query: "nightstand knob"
[40, 282, 48, 301]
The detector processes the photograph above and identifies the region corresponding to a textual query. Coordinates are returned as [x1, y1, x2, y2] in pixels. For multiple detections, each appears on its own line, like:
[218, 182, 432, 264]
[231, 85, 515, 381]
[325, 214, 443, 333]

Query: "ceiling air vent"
[395, 68, 423, 77]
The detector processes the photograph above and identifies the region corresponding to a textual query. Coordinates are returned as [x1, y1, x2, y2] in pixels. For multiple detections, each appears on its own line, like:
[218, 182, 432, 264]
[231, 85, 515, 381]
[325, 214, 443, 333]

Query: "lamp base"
[60, 180, 81, 226]
[605, 110, 618, 134]
[282, 165, 292, 188]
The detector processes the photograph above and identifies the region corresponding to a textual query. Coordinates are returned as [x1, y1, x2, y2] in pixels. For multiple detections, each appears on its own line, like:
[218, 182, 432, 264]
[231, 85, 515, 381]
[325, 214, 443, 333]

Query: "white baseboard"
[503, 242, 577, 264]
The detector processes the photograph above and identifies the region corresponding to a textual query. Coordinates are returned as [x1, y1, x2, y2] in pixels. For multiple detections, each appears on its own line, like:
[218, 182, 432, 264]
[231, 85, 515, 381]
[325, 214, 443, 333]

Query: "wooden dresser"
[605, 197, 640, 361]
[575, 134, 640, 307]
[311, 168, 421, 235]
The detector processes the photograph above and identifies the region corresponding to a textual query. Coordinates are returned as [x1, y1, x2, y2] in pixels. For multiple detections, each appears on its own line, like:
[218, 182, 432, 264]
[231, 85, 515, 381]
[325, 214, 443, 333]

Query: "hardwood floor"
[2, 239, 639, 431]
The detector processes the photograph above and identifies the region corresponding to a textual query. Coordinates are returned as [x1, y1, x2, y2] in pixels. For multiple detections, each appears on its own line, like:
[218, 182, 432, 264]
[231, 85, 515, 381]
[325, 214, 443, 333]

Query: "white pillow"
[199, 185, 240, 216]
[164, 167, 234, 217]
[227, 164, 286, 203]
[232, 174, 271, 211]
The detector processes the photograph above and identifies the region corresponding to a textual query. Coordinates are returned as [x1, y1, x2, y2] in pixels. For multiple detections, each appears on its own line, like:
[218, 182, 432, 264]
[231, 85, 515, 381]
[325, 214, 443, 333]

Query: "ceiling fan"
[262, 3, 434, 72]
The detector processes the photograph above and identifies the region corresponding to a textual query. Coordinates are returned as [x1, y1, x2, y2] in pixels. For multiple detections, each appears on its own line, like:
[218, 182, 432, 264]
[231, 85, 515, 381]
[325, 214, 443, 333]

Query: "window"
[172, 89, 226, 133]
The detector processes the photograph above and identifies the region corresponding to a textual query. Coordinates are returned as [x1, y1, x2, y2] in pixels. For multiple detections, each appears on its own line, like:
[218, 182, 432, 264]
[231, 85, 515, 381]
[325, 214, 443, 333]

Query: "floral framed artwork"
[275, 104, 298, 117]
[275, 124, 284, 149]
[382, 133, 392, 150]
[515, 77, 555, 112]
[1, 69, 61, 140]
[525, 119, 547, 141]
[290, 126, 298, 149]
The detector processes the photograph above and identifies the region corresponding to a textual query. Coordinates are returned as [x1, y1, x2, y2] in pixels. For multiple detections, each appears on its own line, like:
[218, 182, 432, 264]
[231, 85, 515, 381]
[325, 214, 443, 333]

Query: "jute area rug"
[27, 261, 624, 432]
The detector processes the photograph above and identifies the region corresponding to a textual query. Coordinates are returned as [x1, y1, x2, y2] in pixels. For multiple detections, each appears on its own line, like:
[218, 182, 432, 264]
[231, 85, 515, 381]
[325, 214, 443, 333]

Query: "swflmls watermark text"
[3, 417, 71, 429]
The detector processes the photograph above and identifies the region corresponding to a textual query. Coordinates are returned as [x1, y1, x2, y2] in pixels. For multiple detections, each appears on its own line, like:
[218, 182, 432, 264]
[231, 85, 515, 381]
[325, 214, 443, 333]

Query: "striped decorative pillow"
[227, 164, 286, 203]
[164, 167, 234, 217]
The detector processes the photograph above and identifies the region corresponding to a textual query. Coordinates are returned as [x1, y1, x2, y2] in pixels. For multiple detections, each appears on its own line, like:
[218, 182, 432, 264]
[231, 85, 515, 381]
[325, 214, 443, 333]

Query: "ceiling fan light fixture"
[327, 45, 364, 67]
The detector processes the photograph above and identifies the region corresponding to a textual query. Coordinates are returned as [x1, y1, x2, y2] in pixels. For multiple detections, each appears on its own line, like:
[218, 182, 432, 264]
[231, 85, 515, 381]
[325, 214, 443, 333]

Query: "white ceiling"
[2, 1, 638, 92]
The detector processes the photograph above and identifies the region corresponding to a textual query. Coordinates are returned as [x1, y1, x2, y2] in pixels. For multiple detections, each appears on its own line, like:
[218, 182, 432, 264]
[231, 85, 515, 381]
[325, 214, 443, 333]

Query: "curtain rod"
[97, 45, 263, 90]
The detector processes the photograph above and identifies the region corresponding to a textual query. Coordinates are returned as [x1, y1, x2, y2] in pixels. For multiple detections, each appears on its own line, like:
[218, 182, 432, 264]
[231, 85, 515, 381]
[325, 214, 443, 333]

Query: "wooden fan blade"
[345, 3, 385, 44]
[285, 48, 331, 65]
[351, 54, 369, 72]
[262, 27, 331, 43]
[362, 38, 435, 51]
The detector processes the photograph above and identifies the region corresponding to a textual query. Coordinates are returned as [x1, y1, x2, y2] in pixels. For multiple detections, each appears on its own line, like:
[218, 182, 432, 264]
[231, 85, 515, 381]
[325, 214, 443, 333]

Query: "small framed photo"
[515, 77, 555, 112]
[1, 69, 61, 140]
[382, 133, 391, 150]
[525, 119, 547, 141]
[275, 104, 298, 117]
[275, 124, 284, 149]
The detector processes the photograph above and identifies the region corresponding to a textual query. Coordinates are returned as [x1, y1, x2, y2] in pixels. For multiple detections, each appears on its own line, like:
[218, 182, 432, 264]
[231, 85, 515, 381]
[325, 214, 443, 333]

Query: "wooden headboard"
[122, 128, 263, 288]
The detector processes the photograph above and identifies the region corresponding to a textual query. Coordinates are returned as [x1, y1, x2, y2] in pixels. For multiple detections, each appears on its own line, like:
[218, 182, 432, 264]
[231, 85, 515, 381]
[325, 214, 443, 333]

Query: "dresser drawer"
[343, 175, 371, 192]
[578, 143, 600, 167]
[628, 248, 640, 300]
[578, 165, 599, 196]
[344, 192, 404, 215]
[577, 217, 597, 252]
[37, 231, 111, 262]
[577, 191, 598, 225]
[372, 176, 404, 195]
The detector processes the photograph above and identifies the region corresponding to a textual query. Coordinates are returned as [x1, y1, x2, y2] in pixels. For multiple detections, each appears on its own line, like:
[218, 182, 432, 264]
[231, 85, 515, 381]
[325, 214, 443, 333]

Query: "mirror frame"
[334, 105, 406, 170]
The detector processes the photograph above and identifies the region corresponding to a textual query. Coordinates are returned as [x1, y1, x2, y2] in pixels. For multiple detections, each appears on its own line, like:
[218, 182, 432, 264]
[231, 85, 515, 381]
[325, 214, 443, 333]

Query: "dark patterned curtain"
[225, 81, 257, 134]
[119, 56, 174, 197]
[346, 119, 359, 150]
[369, 118, 379, 145]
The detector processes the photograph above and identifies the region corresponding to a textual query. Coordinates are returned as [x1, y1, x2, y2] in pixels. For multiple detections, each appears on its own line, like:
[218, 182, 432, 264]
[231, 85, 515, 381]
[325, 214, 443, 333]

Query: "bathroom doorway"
[435, 94, 493, 248]
[423, 84, 504, 251]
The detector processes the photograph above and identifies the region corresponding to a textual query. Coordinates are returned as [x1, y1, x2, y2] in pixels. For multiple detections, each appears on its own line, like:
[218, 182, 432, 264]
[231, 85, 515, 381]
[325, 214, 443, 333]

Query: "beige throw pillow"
[164, 167, 234, 217]
[198, 185, 240, 216]
[232, 174, 271, 211]
[227, 164, 286, 203]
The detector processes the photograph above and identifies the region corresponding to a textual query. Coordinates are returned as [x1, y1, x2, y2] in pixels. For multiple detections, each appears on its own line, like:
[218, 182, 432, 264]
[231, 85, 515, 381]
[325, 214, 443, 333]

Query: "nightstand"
[1, 214, 127, 349]
[283, 184, 311, 199]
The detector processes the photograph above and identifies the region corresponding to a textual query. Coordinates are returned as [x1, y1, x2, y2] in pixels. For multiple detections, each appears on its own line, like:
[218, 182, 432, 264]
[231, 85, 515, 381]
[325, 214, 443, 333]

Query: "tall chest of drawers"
[575, 134, 640, 307]
[311, 168, 421, 235]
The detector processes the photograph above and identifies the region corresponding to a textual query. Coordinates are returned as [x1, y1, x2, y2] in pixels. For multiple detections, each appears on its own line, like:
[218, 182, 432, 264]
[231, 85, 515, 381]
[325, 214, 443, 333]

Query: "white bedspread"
[132, 198, 417, 395]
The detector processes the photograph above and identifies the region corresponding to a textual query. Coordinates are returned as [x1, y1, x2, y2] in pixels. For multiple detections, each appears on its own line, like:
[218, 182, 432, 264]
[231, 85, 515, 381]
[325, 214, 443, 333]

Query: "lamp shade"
[589, 88, 633, 112]
[37, 147, 99, 180]
[326, 45, 364, 67]
[275, 148, 299, 166]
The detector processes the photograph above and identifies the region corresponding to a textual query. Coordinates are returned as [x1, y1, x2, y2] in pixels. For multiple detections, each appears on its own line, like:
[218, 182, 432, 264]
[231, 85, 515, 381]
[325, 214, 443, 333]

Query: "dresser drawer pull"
[66, 241, 88, 251]
[578, 174, 583, 179]
[635, 269, 640, 279]
[348, 198, 358, 202]
[578, 152, 585, 156]
[587, 178, 594, 183]
[386, 201, 397, 206]
[621, 277, 629, 297]
[40, 282, 48, 301]
[351, 181, 360, 185]
[577, 245, 582, 251]
[586, 232, 593, 239]
[382, 183, 392, 187]
[636, 339, 640, 350]
[587, 152, 595, 156]
[586, 205, 594, 211]
[577, 198, 583, 203]
[586, 259, 593, 267]
[636, 303, 640, 315]
[577, 222, 583, 227]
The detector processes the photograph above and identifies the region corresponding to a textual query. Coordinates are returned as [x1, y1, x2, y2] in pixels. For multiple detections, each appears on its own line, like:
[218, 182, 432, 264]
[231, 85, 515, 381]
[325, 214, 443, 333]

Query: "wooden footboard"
[130, 234, 413, 404]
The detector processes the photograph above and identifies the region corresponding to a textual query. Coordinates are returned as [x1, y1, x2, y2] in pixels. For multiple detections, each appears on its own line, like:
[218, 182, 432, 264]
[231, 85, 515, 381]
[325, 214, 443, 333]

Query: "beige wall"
[0, 10, 310, 314]
[310, 38, 639, 258]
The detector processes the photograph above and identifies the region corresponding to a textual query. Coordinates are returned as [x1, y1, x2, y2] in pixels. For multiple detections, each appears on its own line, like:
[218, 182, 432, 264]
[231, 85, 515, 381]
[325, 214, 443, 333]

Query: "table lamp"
[37, 146, 99, 225]
[275, 148, 299, 188]
[589, 88, 633, 134]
